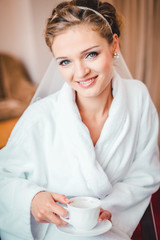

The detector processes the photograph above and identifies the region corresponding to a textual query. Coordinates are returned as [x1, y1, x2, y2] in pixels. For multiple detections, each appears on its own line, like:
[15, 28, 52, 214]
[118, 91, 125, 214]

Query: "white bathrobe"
[0, 72, 160, 240]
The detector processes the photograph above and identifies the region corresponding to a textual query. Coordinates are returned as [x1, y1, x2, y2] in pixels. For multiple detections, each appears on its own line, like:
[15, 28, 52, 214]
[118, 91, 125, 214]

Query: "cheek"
[59, 68, 73, 83]
[94, 54, 113, 74]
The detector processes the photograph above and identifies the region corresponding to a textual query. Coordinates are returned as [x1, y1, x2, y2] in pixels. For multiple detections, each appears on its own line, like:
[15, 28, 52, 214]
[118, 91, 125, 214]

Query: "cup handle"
[60, 206, 71, 224]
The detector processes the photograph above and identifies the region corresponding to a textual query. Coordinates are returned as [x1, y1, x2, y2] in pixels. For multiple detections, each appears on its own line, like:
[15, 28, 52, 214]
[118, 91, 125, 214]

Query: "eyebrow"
[55, 45, 100, 61]
[81, 45, 100, 54]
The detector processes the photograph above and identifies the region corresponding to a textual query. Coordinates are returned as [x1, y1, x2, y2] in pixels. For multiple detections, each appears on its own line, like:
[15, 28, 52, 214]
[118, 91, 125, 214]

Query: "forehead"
[52, 24, 109, 57]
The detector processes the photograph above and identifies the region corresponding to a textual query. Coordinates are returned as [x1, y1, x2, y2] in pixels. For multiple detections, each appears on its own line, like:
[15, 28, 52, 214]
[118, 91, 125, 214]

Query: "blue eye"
[59, 59, 70, 66]
[86, 52, 99, 59]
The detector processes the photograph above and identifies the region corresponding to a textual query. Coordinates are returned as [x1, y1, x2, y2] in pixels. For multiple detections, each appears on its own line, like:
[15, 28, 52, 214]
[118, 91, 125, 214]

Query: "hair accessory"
[51, 6, 113, 34]
[113, 52, 120, 59]
[51, 13, 57, 21]
[78, 6, 113, 34]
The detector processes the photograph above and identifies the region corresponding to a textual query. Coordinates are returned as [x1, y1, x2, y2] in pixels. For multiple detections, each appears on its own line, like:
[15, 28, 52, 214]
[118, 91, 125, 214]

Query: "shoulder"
[123, 78, 149, 96]
[22, 91, 59, 122]
[30, 91, 60, 115]
[123, 78, 151, 102]
[122, 78, 157, 116]
[8, 91, 60, 144]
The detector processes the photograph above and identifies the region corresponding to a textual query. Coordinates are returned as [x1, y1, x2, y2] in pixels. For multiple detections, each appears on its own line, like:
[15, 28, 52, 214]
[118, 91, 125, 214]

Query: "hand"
[31, 191, 70, 226]
[98, 208, 112, 222]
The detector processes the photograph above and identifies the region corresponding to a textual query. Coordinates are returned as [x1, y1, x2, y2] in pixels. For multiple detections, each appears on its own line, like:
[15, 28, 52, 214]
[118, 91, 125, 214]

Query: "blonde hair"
[45, 0, 122, 51]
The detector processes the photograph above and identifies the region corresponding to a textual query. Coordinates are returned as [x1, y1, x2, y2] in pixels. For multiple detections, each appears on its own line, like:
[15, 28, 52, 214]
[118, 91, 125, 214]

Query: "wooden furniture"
[0, 53, 36, 121]
[0, 118, 19, 149]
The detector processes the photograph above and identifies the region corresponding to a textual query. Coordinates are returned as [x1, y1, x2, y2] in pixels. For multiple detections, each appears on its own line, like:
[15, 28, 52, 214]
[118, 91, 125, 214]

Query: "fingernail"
[98, 218, 102, 222]
[64, 196, 69, 201]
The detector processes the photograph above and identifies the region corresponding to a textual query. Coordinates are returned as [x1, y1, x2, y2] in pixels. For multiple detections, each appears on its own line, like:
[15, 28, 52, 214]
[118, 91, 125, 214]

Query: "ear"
[112, 34, 119, 55]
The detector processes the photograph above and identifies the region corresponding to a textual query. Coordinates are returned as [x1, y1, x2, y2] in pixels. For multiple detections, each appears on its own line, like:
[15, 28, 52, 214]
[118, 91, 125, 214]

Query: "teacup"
[61, 196, 101, 231]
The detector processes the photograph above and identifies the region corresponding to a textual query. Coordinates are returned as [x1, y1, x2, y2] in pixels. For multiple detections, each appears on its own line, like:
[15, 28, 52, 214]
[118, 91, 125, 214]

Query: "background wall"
[0, 0, 61, 84]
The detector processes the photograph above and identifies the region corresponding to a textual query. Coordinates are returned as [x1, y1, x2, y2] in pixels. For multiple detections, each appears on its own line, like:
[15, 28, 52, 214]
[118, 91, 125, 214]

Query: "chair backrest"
[140, 202, 158, 240]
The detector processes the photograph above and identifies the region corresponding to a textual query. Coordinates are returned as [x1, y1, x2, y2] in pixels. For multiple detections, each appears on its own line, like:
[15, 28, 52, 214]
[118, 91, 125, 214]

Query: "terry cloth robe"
[0, 72, 160, 240]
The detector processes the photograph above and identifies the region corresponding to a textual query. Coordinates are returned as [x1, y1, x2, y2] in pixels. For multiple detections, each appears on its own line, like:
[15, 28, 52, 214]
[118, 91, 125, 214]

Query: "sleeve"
[0, 111, 48, 239]
[101, 86, 160, 237]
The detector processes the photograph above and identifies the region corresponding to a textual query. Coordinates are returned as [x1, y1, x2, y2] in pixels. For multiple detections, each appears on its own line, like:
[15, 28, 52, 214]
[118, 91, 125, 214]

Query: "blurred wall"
[29, 0, 62, 83]
[0, 0, 61, 84]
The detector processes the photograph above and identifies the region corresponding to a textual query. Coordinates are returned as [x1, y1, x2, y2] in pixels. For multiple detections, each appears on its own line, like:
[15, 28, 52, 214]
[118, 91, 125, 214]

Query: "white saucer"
[56, 220, 112, 237]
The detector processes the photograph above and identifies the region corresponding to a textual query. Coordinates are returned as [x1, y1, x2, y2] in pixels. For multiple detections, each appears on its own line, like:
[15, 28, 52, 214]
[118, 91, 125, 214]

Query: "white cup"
[61, 196, 101, 231]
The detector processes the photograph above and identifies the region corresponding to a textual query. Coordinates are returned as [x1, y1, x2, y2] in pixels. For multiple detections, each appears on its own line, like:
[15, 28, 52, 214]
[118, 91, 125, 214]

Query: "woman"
[0, 0, 160, 240]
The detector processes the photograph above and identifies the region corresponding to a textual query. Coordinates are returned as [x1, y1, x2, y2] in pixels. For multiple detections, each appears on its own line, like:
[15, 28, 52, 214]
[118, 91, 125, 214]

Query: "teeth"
[80, 77, 95, 84]
[81, 79, 92, 84]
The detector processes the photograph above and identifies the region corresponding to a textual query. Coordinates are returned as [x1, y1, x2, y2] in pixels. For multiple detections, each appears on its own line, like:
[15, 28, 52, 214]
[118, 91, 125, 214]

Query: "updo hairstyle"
[45, 0, 122, 52]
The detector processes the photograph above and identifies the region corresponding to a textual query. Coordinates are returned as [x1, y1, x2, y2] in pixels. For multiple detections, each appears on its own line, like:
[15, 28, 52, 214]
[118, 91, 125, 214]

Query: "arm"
[102, 95, 160, 237]
[0, 135, 71, 240]
[0, 140, 47, 239]
[0, 106, 56, 239]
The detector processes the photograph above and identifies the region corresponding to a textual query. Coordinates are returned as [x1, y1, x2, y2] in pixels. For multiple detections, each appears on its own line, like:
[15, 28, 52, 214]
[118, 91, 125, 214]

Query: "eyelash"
[59, 59, 70, 66]
[59, 51, 99, 66]
[86, 51, 99, 59]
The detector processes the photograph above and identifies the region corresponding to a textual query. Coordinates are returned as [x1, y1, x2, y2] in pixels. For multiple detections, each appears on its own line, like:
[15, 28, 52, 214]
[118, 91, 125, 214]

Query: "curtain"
[107, 0, 160, 147]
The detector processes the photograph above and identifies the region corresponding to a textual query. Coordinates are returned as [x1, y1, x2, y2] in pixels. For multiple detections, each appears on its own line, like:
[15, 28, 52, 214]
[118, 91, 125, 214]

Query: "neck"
[76, 82, 113, 118]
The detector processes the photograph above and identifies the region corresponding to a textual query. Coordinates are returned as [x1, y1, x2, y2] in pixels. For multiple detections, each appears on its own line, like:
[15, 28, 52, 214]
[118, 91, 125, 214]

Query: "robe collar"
[56, 72, 130, 198]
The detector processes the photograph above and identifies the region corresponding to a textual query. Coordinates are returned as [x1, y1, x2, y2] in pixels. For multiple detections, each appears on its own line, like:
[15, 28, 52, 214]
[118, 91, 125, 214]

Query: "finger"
[98, 209, 112, 222]
[99, 208, 103, 213]
[36, 209, 68, 225]
[98, 212, 112, 221]
[37, 220, 48, 223]
[99, 211, 112, 220]
[46, 212, 68, 226]
[51, 193, 70, 204]
[35, 206, 68, 225]
[50, 202, 68, 217]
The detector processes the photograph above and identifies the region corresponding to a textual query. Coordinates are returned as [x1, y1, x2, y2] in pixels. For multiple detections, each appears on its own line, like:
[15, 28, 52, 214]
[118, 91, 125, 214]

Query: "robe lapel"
[57, 83, 112, 199]
[95, 72, 131, 182]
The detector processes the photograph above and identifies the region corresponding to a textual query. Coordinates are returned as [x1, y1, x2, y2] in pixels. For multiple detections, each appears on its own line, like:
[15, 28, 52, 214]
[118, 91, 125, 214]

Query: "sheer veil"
[31, 59, 64, 103]
[31, 52, 132, 104]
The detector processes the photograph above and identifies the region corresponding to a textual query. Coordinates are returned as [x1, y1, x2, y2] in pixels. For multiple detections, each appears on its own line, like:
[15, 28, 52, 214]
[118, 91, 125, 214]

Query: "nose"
[74, 61, 90, 79]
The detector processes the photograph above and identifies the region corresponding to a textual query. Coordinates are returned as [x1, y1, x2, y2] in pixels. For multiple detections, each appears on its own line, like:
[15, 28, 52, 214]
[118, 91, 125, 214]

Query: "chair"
[132, 189, 159, 240]
[0, 53, 36, 121]
[140, 202, 158, 240]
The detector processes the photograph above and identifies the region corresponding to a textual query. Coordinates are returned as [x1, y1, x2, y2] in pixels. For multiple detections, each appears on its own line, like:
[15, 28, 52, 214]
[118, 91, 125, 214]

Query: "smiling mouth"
[77, 76, 98, 88]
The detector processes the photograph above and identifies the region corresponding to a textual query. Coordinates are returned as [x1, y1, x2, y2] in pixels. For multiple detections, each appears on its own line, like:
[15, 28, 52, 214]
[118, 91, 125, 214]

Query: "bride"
[0, 0, 160, 240]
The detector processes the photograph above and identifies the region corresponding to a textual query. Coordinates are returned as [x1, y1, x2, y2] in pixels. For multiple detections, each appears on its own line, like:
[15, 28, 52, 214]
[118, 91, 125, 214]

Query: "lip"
[77, 76, 98, 88]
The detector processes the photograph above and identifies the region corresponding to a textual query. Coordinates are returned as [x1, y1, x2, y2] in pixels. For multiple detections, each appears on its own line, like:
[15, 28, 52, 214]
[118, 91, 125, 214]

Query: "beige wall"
[29, 0, 62, 83]
[0, 0, 62, 84]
